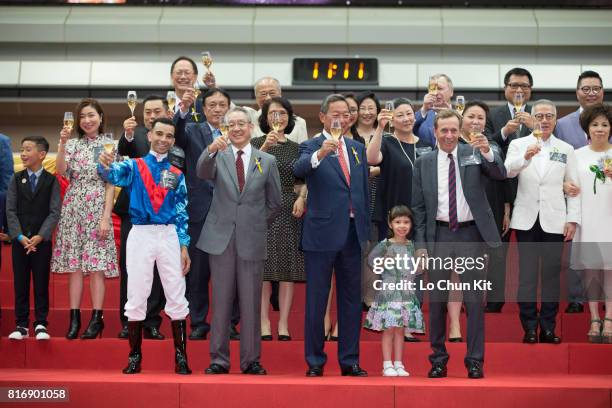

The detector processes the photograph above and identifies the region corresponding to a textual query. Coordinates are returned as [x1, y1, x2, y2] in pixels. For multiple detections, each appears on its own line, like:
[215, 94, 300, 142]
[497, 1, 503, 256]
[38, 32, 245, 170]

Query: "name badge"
[160, 170, 179, 190]
[549, 152, 567, 164]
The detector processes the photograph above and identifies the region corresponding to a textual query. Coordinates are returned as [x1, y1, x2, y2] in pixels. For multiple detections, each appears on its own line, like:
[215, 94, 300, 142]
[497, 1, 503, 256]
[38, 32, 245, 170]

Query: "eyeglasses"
[330, 114, 351, 120]
[228, 121, 249, 129]
[507, 83, 532, 90]
[173, 70, 194, 77]
[534, 113, 556, 121]
[580, 86, 603, 95]
[257, 91, 279, 98]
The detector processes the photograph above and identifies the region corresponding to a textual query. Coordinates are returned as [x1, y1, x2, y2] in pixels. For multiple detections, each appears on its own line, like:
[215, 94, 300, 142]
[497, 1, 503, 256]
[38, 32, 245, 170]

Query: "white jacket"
[505, 134, 581, 234]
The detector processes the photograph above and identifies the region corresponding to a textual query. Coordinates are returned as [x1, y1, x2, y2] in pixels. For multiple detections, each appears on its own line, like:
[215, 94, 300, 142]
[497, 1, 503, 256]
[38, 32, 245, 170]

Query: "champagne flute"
[513, 93, 524, 115]
[428, 76, 439, 96]
[455, 95, 465, 115]
[385, 101, 395, 133]
[127, 91, 137, 117]
[166, 91, 177, 112]
[330, 118, 342, 157]
[532, 121, 543, 149]
[103, 133, 115, 154]
[271, 111, 282, 132]
[191, 81, 202, 121]
[219, 117, 230, 144]
[63, 112, 74, 131]
[201, 51, 213, 73]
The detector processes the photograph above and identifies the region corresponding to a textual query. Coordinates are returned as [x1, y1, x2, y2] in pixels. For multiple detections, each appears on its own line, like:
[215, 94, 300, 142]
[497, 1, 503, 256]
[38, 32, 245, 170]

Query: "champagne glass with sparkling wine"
[63, 112, 74, 131]
[330, 118, 342, 157]
[127, 91, 137, 117]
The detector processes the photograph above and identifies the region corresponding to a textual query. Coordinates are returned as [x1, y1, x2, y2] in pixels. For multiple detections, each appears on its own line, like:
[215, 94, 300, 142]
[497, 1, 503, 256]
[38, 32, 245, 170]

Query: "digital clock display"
[292, 58, 378, 85]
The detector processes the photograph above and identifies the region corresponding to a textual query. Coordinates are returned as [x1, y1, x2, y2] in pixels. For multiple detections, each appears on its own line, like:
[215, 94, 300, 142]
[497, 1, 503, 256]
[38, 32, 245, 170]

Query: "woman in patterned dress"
[252, 96, 305, 341]
[53, 98, 119, 339]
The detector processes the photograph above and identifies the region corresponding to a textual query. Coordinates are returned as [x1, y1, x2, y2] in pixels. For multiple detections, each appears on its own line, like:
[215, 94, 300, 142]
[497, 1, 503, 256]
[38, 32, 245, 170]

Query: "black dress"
[374, 134, 432, 239]
[251, 136, 305, 282]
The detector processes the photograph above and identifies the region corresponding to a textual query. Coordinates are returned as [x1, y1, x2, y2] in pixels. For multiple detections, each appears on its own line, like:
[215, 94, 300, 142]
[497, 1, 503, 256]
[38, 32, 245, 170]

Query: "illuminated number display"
[292, 58, 378, 85]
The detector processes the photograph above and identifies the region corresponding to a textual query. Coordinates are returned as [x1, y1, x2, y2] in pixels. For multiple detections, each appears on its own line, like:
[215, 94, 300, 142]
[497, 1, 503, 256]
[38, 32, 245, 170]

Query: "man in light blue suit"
[555, 70, 606, 314]
[294, 94, 370, 377]
[556, 70, 605, 149]
[414, 73, 454, 148]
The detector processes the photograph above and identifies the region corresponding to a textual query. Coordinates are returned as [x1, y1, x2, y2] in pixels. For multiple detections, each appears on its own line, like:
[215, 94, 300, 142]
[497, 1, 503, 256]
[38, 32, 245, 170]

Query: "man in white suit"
[505, 100, 581, 344]
[555, 70, 605, 314]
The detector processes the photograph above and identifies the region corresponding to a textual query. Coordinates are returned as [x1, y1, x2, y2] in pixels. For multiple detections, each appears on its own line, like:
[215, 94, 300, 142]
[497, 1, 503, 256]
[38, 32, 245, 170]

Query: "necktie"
[337, 139, 350, 186]
[236, 150, 245, 193]
[29, 173, 37, 192]
[448, 153, 458, 232]
[213, 128, 222, 139]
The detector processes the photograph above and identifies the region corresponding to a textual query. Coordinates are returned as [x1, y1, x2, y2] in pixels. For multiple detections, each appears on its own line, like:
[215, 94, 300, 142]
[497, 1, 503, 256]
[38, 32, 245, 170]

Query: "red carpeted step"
[0, 369, 609, 408]
[1, 339, 610, 376]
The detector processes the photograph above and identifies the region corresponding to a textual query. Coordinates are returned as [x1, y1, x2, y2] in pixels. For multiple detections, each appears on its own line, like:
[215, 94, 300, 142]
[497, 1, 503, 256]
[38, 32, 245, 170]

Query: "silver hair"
[532, 99, 557, 115]
[224, 106, 252, 123]
[320, 94, 348, 114]
[431, 73, 454, 91]
[254, 76, 281, 93]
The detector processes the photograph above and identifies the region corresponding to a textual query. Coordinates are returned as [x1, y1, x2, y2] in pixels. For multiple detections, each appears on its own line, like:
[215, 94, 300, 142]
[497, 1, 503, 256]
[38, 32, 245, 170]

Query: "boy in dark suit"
[6, 136, 60, 340]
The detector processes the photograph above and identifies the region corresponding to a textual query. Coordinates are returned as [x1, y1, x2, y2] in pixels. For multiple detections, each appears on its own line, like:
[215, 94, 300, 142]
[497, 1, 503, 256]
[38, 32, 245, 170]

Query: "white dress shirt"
[149, 151, 168, 162]
[231, 143, 251, 181]
[532, 136, 553, 177]
[436, 146, 473, 223]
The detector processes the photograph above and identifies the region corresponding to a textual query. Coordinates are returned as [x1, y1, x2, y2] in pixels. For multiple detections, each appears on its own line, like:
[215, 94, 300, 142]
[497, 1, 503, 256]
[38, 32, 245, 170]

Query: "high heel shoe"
[80, 309, 104, 339]
[602, 318, 612, 344]
[587, 319, 602, 343]
[65, 309, 81, 339]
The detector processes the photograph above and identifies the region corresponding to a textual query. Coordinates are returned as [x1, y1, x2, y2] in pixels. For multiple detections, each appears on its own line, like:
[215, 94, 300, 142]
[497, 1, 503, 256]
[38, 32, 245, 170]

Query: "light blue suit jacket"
[555, 109, 587, 149]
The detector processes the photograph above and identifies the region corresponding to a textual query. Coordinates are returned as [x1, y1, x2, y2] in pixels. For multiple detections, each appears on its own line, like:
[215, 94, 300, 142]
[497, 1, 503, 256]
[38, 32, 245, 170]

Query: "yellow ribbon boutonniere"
[255, 157, 263, 174]
[351, 146, 360, 165]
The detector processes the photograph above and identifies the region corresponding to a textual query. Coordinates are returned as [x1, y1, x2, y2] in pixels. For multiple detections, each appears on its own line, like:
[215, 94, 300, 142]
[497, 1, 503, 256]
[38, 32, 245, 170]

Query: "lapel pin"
[255, 157, 263, 174]
[351, 146, 360, 165]
[22, 178, 27, 184]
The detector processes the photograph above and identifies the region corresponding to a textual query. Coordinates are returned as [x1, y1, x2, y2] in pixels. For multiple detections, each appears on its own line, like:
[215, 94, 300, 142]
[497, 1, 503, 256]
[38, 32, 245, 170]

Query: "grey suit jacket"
[555, 109, 588, 149]
[195, 146, 282, 261]
[412, 144, 507, 254]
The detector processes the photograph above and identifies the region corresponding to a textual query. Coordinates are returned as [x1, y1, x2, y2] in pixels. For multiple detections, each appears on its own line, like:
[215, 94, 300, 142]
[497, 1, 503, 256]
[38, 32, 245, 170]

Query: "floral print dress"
[364, 239, 424, 333]
[51, 137, 118, 277]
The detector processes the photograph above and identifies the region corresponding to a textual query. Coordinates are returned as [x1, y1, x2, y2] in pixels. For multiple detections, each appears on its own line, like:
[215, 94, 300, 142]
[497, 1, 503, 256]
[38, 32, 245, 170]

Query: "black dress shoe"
[205, 363, 229, 374]
[485, 303, 503, 313]
[242, 361, 267, 375]
[277, 334, 292, 341]
[118, 324, 128, 339]
[306, 366, 324, 377]
[261, 334, 273, 341]
[428, 363, 448, 378]
[143, 326, 165, 340]
[523, 329, 538, 344]
[404, 336, 420, 342]
[230, 324, 240, 341]
[449, 337, 463, 343]
[539, 330, 561, 344]
[340, 364, 368, 377]
[466, 361, 484, 379]
[565, 302, 584, 313]
[189, 326, 207, 340]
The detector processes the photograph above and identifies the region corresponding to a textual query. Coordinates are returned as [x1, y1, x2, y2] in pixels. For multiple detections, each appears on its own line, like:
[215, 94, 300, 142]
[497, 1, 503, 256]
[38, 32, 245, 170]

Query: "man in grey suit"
[197, 107, 282, 375]
[555, 70, 605, 314]
[412, 109, 506, 379]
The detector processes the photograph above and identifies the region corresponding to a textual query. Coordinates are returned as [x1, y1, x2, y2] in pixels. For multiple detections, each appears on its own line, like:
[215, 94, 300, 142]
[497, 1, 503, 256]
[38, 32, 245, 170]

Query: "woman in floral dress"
[53, 98, 118, 339]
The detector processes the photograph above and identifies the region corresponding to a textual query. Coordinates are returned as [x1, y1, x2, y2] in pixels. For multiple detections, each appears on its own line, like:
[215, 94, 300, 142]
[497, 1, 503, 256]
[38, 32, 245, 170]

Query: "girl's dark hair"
[75, 98, 105, 138]
[259, 96, 296, 135]
[387, 205, 414, 239]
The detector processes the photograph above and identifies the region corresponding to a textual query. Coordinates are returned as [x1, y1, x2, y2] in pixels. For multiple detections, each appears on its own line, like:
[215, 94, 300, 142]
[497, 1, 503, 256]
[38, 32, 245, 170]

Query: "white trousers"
[124, 224, 189, 321]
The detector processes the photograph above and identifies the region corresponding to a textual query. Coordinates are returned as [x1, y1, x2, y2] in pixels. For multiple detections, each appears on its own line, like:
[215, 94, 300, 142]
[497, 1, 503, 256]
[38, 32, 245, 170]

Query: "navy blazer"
[174, 113, 215, 223]
[293, 134, 370, 251]
[413, 109, 438, 148]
